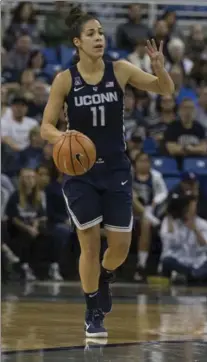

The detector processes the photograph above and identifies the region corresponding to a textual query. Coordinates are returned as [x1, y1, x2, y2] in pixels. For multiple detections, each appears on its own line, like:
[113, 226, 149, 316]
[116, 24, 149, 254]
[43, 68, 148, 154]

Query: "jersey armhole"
[64, 69, 73, 100]
[111, 61, 125, 94]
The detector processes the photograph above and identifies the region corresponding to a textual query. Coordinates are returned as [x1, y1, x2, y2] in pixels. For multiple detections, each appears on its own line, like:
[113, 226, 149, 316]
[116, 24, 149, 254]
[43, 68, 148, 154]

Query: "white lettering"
[74, 92, 118, 107]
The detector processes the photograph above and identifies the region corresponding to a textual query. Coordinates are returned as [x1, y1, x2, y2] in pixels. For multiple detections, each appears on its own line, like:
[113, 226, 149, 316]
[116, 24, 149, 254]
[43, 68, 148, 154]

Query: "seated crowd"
[1, 2, 207, 284]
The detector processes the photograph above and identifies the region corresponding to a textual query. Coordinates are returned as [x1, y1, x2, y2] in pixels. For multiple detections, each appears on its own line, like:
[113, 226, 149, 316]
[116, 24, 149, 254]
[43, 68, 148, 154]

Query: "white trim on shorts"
[104, 216, 133, 233]
[62, 189, 103, 230]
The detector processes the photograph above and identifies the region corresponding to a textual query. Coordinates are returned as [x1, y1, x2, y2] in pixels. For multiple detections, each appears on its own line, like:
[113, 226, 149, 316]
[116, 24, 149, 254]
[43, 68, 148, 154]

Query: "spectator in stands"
[166, 38, 193, 75]
[196, 86, 207, 134]
[116, 4, 151, 52]
[1, 96, 38, 152]
[127, 38, 151, 73]
[46, 170, 71, 277]
[1, 86, 12, 122]
[26, 81, 49, 122]
[161, 8, 182, 38]
[132, 152, 168, 281]
[36, 164, 51, 215]
[187, 24, 206, 62]
[170, 171, 207, 220]
[190, 53, 207, 87]
[169, 65, 197, 105]
[3, 2, 40, 51]
[42, 1, 72, 47]
[5, 168, 47, 281]
[160, 192, 207, 283]
[124, 86, 146, 141]
[148, 95, 176, 150]
[20, 69, 35, 98]
[153, 20, 170, 58]
[19, 126, 44, 170]
[27, 50, 50, 84]
[4, 34, 33, 72]
[127, 131, 144, 165]
[165, 98, 207, 161]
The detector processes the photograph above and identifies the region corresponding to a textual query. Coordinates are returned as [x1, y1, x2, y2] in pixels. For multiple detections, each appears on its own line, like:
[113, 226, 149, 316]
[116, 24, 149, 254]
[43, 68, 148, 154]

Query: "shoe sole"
[85, 331, 108, 338]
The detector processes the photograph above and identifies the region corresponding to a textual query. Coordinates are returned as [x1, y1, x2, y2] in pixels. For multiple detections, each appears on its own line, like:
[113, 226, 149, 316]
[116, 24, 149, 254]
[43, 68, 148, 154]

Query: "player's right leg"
[62, 179, 107, 338]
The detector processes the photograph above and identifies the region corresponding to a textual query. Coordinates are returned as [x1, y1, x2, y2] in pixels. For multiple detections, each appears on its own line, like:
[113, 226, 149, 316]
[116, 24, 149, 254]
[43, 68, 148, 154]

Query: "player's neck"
[78, 56, 104, 75]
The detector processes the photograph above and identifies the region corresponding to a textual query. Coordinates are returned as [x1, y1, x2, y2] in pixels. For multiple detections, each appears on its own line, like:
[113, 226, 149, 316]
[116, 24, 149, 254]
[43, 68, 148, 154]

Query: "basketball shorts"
[62, 154, 133, 232]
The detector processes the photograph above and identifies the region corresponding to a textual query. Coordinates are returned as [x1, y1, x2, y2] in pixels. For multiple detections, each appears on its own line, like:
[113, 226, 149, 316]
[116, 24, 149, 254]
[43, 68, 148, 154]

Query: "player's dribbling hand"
[145, 39, 165, 74]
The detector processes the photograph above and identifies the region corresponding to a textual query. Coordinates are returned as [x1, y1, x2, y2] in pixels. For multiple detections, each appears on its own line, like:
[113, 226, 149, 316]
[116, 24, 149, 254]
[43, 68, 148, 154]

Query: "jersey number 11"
[91, 106, 105, 127]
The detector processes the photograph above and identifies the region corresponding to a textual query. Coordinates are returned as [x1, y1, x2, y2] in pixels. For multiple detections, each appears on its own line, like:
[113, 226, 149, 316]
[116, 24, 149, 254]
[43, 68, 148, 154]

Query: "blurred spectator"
[133, 152, 167, 281]
[19, 126, 44, 170]
[165, 98, 206, 160]
[3, 2, 40, 51]
[26, 81, 49, 122]
[4, 34, 33, 72]
[27, 50, 51, 84]
[19, 68, 35, 98]
[116, 4, 151, 52]
[170, 171, 207, 220]
[1, 86, 13, 121]
[5, 168, 47, 281]
[127, 38, 151, 73]
[161, 8, 183, 38]
[160, 193, 207, 283]
[1, 96, 38, 152]
[196, 86, 207, 133]
[153, 20, 170, 58]
[186, 24, 206, 62]
[126, 132, 144, 165]
[166, 38, 193, 75]
[124, 86, 146, 141]
[36, 164, 51, 213]
[148, 95, 176, 150]
[42, 1, 72, 47]
[190, 53, 207, 87]
[169, 65, 197, 105]
[46, 171, 71, 275]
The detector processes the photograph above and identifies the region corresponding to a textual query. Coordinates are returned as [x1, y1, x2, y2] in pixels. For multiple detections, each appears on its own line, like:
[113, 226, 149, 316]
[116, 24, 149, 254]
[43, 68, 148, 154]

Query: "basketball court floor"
[2, 282, 207, 361]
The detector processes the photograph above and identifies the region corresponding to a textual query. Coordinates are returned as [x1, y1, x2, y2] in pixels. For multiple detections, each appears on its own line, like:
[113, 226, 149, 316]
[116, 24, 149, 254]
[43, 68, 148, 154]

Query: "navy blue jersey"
[65, 61, 126, 158]
[133, 174, 153, 206]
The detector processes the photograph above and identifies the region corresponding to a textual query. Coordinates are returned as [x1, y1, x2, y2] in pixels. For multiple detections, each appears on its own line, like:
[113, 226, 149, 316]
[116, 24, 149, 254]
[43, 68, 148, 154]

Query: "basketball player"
[41, 6, 174, 338]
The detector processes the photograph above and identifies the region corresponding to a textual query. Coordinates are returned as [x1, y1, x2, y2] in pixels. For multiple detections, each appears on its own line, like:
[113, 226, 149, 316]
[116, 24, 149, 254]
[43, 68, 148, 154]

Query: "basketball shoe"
[85, 309, 108, 338]
[99, 269, 115, 314]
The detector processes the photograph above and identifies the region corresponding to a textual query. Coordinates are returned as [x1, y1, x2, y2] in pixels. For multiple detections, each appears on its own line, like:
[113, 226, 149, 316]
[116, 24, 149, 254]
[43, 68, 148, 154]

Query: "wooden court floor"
[1, 282, 207, 361]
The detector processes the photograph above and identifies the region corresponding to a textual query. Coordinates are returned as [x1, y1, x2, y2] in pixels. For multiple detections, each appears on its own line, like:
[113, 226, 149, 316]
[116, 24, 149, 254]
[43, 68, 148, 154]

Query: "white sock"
[51, 263, 59, 270]
[138, 251, 148, 268]
[22, 263, 29, 271]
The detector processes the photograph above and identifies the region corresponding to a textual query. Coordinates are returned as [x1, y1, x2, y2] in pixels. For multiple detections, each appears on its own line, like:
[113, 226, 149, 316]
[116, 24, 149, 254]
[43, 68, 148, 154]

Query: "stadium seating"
[164, 177, 181, 191]
[183, 158, 207, 175]
[151, 156, 179, 176]
[143, 137, 158, 155]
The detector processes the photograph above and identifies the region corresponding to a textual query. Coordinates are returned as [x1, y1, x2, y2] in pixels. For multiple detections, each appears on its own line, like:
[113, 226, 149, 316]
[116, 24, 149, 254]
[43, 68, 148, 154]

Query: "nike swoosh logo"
[121, 180, 128, 186]
[74, 86, 85, 92]
[85, 322, 90, 330]
[88, 292, 98, 298]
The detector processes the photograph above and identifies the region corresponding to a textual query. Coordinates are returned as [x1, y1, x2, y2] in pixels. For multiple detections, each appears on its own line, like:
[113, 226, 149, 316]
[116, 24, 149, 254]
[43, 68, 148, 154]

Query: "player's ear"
[73, 37, 80, 48]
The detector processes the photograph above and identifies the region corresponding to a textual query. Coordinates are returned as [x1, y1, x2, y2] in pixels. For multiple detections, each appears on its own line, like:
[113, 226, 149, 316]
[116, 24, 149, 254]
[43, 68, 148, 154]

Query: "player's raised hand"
[145, 39, 165, 74]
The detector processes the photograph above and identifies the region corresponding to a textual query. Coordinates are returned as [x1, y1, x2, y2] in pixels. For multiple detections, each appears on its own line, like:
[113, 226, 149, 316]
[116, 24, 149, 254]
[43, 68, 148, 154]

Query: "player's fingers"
[146, 39, 154, 53]
[152, 39, 158, 52]
[159, 40, 164, 53]
[145, 46, 153, 57]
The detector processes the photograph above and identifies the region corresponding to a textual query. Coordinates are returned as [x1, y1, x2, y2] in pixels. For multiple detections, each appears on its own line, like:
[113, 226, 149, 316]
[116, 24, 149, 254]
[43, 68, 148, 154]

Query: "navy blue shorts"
[62, 153, 133, 232]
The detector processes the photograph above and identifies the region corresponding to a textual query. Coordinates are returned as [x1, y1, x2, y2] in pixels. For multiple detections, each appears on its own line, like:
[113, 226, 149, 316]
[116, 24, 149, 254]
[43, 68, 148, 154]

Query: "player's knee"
[78, 228, 100, 261]
[110, 238, 131, 260]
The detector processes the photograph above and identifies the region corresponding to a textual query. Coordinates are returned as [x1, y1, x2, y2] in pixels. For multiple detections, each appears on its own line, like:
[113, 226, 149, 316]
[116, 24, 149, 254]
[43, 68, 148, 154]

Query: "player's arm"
[40, 70, 71, 144]
[116, 40, 174, 95]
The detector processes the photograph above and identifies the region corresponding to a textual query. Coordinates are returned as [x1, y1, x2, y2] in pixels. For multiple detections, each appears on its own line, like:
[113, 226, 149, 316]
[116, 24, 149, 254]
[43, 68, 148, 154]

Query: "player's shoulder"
[113, 59, 131, 72]
[53, 69, 72, 94]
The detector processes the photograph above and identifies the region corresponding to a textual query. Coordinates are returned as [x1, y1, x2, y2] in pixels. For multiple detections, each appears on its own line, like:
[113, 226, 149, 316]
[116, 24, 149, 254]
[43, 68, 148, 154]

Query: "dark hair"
[135, 152, 150, 163]
[179, 97, 195, 107]
[167, 192, 196, 220]
[65, 5, 97, 44]
[27, 50, 46, 69]
[11, 2, 36, 24]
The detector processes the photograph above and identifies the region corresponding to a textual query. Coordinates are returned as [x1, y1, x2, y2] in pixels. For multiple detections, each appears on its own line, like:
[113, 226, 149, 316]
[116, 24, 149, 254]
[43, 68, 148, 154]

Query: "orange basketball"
[53, 131, 96, 176]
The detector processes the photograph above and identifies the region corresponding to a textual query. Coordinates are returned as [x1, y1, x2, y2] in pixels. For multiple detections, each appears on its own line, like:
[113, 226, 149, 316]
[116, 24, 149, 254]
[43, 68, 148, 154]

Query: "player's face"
[75, 20, 105, 59]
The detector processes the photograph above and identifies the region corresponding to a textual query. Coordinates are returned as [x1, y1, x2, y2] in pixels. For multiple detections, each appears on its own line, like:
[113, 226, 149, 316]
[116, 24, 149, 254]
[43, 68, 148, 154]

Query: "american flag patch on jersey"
[106, 81, 114, 88]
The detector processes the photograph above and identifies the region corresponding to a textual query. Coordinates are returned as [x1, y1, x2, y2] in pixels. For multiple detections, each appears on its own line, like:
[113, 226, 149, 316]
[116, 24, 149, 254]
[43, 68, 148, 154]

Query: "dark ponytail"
[65, 5, 96, 44]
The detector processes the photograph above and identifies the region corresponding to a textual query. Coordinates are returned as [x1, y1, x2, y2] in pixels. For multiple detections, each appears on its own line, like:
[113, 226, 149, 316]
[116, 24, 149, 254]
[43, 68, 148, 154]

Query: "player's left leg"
[99, 170, 133, 314]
